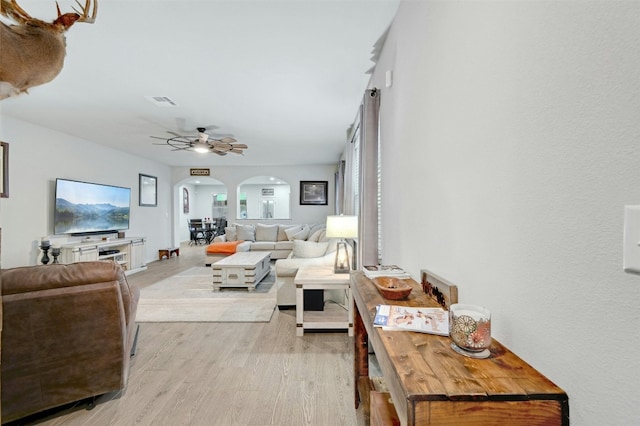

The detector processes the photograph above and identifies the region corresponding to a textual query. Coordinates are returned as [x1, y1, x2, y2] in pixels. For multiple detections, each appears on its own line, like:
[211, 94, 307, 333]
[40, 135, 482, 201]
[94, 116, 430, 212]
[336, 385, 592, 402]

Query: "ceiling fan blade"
[231, 144, 248, 149]
[167, 130, 184, 138]
[213, 151, 227, 156]
[230, 149, 244, 154]
[219, 137, 237, 143]
[150, 136, 169, 140]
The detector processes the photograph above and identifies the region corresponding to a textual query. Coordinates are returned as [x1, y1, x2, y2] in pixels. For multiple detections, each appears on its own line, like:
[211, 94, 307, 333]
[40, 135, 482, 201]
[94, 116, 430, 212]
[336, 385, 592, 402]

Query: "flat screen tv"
[54, 178, 131, 235]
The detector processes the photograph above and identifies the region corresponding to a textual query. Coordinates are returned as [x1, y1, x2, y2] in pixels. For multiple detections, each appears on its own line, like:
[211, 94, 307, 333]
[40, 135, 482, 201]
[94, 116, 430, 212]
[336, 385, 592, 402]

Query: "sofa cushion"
[255, 223, 279, 242]
[235, 223, 256, 241]
[224, 226, 237, 241]
[251, 241, 276, 251]
[277, 224, 298, 241]
[275, 253, 336, 277]
[274, 241, 293, 251]
[292, 240, 329, 258]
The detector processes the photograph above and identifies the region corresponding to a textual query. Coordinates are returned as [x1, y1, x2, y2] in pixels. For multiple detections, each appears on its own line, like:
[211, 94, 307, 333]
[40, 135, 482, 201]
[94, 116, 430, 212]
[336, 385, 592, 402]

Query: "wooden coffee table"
[211, 251, 271, 292]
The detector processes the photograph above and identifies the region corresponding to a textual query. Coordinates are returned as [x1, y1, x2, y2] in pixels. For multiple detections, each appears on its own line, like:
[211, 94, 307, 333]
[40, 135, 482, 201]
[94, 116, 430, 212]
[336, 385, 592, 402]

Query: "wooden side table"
[158, 247, 180, 261]
[351, 271, 569, 426]
[294, 265, 353, 336]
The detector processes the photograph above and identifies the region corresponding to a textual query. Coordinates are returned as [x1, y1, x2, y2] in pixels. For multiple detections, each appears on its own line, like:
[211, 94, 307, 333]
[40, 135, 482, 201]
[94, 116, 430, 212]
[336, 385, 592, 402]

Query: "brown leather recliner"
[1, 261, 140, 423]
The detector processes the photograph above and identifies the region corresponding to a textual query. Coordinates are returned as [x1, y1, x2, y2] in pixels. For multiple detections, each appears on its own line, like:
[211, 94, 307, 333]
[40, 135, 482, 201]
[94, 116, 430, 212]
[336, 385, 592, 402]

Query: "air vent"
[145, 96, 178, 107]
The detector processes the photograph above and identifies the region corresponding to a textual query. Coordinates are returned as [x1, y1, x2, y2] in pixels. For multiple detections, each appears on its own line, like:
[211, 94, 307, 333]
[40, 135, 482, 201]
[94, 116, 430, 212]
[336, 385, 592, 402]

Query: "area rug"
[136, 266, 277, 323]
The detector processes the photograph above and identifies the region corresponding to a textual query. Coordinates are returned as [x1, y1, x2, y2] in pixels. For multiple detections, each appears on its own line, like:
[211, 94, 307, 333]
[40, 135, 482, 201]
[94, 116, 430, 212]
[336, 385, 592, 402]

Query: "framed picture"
[1, 142, 8, 198]
[300, 180, 328, 205]
[183, 187, 190, 213]
[139, 173, 157, 206]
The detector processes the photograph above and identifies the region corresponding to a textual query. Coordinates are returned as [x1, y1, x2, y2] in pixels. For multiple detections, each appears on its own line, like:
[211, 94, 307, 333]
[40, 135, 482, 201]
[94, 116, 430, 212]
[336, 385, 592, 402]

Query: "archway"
[174, 176, 228, 244]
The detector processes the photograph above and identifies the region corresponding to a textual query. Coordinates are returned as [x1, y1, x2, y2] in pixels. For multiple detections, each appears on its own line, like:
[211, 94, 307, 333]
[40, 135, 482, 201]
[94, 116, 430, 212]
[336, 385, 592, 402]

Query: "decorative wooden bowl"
[372, 277, 413, 300]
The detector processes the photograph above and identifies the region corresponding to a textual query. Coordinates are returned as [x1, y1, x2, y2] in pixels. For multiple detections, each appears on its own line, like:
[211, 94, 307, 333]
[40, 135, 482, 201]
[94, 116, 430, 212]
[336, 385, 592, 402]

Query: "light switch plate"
[623, 205, 640, 275]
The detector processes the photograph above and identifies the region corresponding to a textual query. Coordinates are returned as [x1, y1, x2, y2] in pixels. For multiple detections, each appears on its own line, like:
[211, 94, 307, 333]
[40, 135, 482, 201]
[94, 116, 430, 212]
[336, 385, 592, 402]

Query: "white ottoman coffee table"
[212, 251, 271, 292]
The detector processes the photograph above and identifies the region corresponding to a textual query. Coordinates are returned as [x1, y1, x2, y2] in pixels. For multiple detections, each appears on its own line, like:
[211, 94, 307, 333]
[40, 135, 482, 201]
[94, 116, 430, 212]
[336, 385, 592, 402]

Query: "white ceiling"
[1, 0, 399, 167]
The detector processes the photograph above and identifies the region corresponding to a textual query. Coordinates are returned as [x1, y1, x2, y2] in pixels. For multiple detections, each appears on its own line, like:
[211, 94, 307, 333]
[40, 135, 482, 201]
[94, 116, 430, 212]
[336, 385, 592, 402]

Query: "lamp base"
[334, 240, 350, 274]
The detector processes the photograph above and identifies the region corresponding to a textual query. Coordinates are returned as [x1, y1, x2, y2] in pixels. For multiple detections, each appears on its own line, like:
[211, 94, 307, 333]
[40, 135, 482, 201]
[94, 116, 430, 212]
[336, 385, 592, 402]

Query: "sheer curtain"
[341, 88, 380, 269]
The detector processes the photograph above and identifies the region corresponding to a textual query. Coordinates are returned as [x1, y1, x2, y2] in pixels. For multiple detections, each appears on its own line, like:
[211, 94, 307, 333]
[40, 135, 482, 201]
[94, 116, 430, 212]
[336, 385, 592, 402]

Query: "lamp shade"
[325, 215, 358, 239]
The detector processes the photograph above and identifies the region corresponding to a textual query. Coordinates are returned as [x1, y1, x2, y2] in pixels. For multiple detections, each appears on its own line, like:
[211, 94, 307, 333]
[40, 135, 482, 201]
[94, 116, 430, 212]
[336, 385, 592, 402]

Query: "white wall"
[0, 116, 173, 268]
[372, 2, 640, 425]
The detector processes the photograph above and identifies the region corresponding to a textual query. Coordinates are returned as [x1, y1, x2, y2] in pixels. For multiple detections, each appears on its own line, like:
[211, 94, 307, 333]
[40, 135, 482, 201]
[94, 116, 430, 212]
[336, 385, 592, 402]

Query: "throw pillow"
[284, 225, 303, 241]
[308, 228, 325, 243]
[235, 223, 256, 241]
[325, 238, 339, 254]
[292, 240, 329, 258]
[316, 229, 328, 242]
[278, 225, 298, 241]
[255, 223, 279, 242]
[224, 226, 237, 241]
[308, 223, 324, 238]
[288, 225, 310, 241]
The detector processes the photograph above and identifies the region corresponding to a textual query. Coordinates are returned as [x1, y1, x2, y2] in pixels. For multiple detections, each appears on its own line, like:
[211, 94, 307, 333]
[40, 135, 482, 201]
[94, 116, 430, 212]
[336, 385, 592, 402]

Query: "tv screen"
[54, 178, 131, 235]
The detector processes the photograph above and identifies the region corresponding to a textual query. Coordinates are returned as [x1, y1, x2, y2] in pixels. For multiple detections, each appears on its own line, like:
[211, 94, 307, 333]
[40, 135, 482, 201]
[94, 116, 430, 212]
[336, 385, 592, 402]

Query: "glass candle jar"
[449, 303, 491, 358]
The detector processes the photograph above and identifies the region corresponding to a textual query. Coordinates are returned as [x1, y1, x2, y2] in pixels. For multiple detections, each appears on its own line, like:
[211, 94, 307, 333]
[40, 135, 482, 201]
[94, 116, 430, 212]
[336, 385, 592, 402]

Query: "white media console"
[59, 237, 147, 275]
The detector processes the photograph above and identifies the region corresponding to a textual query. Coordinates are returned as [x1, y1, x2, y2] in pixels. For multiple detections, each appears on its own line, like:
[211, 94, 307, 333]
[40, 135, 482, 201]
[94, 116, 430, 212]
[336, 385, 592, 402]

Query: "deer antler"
[70, 0, 97, 24]
[0, 0, 35, 24]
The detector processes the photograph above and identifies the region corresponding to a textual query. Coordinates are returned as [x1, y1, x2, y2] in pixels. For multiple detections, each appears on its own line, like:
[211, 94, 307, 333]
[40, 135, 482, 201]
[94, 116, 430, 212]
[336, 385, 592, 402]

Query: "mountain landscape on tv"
[55, 198, 130, 234]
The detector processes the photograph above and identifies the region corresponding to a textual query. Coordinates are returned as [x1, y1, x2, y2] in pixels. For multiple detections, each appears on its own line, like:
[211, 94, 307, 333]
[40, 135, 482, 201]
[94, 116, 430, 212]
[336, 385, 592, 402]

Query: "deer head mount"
[0, 0, 97, 100]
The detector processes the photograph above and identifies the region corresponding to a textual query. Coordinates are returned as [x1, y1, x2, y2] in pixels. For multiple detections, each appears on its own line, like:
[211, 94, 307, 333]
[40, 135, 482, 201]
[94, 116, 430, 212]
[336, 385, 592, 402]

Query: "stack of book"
[363, 265, 411, 279]
[373, 304, 449, 336]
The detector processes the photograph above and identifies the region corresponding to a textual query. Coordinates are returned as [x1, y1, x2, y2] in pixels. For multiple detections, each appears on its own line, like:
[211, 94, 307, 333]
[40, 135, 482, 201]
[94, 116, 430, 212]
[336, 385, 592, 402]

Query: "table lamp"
[325, 215, 358, 274]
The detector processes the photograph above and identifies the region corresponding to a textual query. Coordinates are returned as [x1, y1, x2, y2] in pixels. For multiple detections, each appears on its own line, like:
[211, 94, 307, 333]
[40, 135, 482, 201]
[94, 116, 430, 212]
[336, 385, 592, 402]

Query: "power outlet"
[623, 205, 640, 275]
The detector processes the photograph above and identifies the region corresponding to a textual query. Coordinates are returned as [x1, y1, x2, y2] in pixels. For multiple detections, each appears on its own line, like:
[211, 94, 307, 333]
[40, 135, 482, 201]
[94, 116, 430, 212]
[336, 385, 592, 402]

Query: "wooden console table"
[351, 271, 569, 426]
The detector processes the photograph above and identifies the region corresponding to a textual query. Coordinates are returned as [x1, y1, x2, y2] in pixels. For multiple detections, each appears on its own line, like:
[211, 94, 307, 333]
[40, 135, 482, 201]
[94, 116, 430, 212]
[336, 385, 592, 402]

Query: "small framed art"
[300, 180, 328, 205]
[139, 174, 157, 206]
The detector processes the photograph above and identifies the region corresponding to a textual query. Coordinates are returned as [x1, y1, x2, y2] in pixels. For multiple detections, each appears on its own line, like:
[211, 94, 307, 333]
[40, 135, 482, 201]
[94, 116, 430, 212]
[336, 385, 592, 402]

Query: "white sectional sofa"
[205, 223, 326, 264]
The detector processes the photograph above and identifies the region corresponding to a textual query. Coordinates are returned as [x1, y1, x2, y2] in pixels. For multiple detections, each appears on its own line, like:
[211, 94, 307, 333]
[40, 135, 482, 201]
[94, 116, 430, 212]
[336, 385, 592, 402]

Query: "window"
[237, 176, 291, 219]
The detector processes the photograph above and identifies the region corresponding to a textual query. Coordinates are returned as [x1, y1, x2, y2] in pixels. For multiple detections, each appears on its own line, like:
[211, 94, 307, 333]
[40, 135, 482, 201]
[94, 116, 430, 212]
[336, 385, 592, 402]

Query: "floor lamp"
[325, 215, 358, 274]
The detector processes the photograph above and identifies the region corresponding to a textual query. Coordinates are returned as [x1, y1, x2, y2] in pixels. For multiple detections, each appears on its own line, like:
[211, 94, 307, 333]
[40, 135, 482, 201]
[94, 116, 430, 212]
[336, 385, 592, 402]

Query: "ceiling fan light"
[194, 142, 209, 153]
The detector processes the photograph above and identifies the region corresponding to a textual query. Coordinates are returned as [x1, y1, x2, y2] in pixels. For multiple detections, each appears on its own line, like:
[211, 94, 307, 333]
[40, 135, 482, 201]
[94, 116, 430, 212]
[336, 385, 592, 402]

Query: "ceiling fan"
[151, 127, 247, 156]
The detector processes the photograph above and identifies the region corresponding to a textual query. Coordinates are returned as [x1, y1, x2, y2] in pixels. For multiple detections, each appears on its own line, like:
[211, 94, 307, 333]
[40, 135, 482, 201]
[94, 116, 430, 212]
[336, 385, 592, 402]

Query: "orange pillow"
[206, 240, 244, 255]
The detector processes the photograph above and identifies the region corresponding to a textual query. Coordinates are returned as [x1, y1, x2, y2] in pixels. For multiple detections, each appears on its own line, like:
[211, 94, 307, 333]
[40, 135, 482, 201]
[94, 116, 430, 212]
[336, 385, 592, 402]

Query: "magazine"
[373, 305, 449, 336]
[363, 265, 411, 279]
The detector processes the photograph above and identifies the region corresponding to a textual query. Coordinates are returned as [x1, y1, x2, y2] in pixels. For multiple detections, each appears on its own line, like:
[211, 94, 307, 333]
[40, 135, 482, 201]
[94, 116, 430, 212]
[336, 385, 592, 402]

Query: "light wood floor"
[22, 243, 366, 426]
